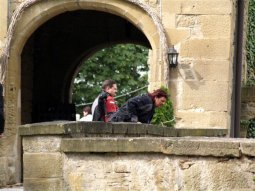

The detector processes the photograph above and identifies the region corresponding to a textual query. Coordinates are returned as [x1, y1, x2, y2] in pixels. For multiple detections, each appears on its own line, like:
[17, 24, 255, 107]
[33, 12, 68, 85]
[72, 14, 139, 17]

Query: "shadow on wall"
[0, 83, 4, 137]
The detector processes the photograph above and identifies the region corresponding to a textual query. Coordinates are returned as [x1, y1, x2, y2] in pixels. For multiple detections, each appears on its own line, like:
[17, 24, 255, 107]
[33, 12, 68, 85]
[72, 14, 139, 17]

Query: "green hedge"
[246, 0, 255, 85]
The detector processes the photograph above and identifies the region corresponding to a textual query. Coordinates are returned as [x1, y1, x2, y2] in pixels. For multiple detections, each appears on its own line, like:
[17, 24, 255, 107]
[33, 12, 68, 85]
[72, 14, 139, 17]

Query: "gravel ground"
[0, 184, 23, 191]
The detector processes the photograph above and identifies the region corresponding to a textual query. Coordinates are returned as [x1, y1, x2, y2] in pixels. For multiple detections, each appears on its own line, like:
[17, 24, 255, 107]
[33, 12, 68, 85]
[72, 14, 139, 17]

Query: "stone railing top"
[19, 121, 228, 137]
[61, 137, 255, 158]
[19, 122, 255, 158]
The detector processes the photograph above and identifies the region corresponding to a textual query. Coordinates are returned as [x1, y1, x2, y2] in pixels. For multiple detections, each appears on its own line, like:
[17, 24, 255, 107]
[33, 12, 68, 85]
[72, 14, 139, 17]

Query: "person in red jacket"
[92, 79, 118, 122]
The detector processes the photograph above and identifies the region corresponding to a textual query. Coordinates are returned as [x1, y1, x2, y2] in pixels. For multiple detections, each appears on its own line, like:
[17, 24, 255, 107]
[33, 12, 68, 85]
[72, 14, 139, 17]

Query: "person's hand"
[131, 115, 138, 122]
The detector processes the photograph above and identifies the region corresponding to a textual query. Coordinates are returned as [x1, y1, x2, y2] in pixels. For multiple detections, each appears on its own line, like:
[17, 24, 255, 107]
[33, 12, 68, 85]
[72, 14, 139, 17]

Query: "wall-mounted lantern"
[168, 47, 179, 68]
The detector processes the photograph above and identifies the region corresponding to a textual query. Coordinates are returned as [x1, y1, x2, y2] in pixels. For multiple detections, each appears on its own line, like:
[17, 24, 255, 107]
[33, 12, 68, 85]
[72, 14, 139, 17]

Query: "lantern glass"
[168, 47, 179, 68]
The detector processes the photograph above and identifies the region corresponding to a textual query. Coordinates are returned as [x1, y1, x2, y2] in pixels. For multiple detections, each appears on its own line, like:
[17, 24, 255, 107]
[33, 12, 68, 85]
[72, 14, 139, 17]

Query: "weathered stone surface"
[22, 136, 62, 152]
[180, 81, 229, 111]
[165, 0, 232, 15]
[61, 137, 241, 157]
[63, 153, 255, 191]
[20, 121, 227, 137]
[165, 28, 190, 45]
[240, 141, 255, 157]
[182, 160, 254, 190]
[199, 15, 231, 38]
[193, 60, 230, 82]
[19, 121, 68, 135]
[0, 1, 8, 41]
[0, 157, 7, 186]
[174, 110, 229, 129]
[181, 39, 230, 59]
[20, 130, 255, 191]
[23, 178, 63, 191]
[23, 153, 63, 178]
[0, 0, 242, 188]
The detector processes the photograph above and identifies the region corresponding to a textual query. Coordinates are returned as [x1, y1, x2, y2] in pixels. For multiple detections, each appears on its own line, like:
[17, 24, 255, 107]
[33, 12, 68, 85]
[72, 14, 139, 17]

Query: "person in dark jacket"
[0, 83, 4, 138]
[92, 79, 118, 122]
[109, 88, 168, 124]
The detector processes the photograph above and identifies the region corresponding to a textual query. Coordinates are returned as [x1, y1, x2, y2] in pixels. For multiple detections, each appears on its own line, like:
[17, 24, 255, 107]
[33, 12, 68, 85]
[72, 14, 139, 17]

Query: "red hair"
[148, 89, 168, 101]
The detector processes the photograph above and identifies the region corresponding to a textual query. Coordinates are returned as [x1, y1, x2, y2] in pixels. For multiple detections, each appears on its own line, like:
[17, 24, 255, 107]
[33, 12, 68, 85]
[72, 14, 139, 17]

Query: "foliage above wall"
[73, 44, 149, 114]
[246, 0, 255, 85]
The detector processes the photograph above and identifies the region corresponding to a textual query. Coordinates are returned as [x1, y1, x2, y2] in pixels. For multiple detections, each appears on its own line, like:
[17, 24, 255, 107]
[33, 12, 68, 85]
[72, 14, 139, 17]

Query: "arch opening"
[21, 10, 151, 124]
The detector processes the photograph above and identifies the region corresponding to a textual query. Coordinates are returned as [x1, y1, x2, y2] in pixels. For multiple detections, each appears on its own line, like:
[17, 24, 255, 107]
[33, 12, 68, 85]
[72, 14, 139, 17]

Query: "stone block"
[182, 160, 253, 190]
[22, 136, 62, 152]
[19, 121, 66, 135]
[163, 127, 177, 137]
[23, 153, 63, 178]
[165, 28, 190, 45]
[112, 123, 128, 134]
[199, 15, 231, 38]
[147, 125, 164, 136]
[176, 128, 227, 137]
[175, 111, 228, 129]
[61, 138, 164, 153]
[164, 0, 232, 15]
[138, 14, 158, 34]
[164, 138, 240, 157]
[0, 157, 7, 186]
[23, 178, 63, 191]
[162, 13, 176, 28]
[181, 39, 230, 59]
[240, 141, 255, 157]
[176, 15, 197, 28]
[192, 60, 230, 82]
[179, 81, 229, 112]
[0, 1, 7, 41]
[63, 153, 175, 191]
[126, 124, 148, 135]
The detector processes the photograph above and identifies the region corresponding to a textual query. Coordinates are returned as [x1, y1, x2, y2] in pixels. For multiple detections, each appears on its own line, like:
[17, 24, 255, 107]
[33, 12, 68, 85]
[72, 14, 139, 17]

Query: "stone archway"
[4, 0, 168, 124]
[0, 0, 169, 185]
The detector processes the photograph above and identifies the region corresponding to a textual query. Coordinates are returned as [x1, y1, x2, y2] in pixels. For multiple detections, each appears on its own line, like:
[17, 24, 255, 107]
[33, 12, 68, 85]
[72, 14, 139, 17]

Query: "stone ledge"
[60, 137, 254, 158]
[19, 121, 227, 137]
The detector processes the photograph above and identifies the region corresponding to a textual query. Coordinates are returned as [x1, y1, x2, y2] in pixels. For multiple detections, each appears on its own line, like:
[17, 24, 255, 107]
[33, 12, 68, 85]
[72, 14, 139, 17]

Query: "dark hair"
[148, 89, 168, 101]
[83, 106, 91, 114]
[101, 79, 116, 90]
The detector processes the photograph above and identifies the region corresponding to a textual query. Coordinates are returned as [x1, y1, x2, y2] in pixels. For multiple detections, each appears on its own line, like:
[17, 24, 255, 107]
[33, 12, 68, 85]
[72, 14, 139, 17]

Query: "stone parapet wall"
[0, 0, 245, 188]
[19, 121, 228, 137]
[20, 122, 255, 190]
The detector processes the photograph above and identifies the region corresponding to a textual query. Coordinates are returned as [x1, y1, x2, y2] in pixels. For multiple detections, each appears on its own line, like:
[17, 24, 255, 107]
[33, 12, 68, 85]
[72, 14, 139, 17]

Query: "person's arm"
[97, 91, 109, 120]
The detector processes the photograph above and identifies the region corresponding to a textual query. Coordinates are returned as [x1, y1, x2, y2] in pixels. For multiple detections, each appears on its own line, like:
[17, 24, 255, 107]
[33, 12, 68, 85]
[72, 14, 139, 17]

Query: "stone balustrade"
[20, 121, 255, 190]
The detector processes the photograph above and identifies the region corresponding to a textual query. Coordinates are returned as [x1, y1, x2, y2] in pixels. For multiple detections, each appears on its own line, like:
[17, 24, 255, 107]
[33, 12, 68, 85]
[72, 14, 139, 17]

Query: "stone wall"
[0, 0, 244, 188]
[20, 122, 255, 191]
[166, 0, 234, 129]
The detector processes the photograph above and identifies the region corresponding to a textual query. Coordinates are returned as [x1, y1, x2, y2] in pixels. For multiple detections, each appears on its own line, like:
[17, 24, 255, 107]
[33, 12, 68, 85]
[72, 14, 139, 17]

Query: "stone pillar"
[22, 136, 63, 190]
[0, 0, 8, 53]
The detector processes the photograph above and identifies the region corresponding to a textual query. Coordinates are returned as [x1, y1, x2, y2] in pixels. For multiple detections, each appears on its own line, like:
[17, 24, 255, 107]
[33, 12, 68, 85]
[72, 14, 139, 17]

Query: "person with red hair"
[109, 88, 168, 124]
